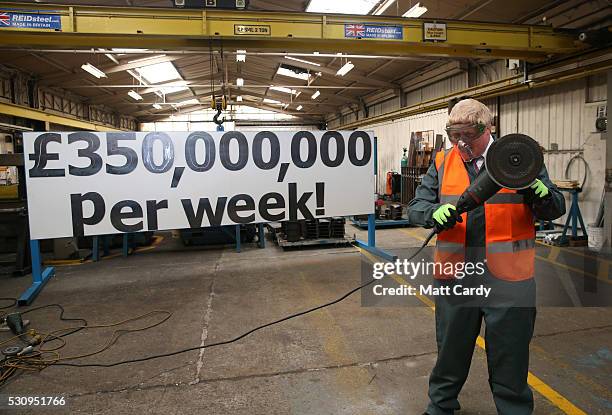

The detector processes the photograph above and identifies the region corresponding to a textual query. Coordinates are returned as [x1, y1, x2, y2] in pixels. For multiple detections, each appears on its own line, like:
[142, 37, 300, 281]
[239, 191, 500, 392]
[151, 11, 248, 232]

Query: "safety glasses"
[445, 123, 486, 143]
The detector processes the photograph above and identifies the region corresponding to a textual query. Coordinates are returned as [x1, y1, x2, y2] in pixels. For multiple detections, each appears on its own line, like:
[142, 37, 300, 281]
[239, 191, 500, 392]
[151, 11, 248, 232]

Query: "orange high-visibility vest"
[434, 147, 535, 281]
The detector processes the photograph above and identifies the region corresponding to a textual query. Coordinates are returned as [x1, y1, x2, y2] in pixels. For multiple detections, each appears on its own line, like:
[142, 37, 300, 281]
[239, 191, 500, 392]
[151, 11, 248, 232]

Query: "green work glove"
[432, 203, 463, 231]
[530, 179, 549, 198]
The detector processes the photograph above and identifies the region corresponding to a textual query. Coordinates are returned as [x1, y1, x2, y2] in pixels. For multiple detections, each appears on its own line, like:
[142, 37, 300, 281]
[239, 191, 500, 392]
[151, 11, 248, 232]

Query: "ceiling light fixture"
[402, 2, 428, 18]
[236, 78, 244, 87]
[284, 56, 321, 66]
[128, 90, 143, 100]
[81, 63, 107, 79]
[373, 0, 396, 15]
[306, 0, 379, 15]
[236, 50, 247, 62]
[336, 61, 355, 76]
[296, 105, 303, 111]
[311, 90, 321, 99]
[270, 86, 298, 95]
[263, 98, 282, 105]
[152, 103, 162, 110]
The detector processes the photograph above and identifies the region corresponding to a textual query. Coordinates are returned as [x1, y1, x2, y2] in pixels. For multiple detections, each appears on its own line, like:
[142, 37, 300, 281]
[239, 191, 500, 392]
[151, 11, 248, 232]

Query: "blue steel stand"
[560, 188, 587, 240]
[92, 235, 100, 262]
[122, 233, 130, 257]
[92, 234, 130, 261]
[354, 136, 398, 262]
[235, 225, 241, 253]
[258, 223, 265, 248]
[18, 240, 55, 306]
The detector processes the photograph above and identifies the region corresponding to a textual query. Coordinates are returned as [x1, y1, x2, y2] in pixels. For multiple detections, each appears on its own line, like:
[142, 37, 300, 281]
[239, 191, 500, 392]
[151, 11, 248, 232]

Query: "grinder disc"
[485, 134, 543, 189]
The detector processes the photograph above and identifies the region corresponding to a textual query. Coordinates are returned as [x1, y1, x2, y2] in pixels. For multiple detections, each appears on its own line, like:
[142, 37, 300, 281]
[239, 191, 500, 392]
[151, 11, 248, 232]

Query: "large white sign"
[24, 131, 375, 239]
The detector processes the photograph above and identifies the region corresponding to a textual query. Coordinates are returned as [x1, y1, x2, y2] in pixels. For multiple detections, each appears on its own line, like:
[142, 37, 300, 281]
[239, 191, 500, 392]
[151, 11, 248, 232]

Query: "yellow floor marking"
[536, 255, 610, 284]
[399, 228, 436, 246]
[548, 246, 561, 262]
[531, 344, 612, 401]
[358, 247, 588, 415]
[536, 240, 612, 265]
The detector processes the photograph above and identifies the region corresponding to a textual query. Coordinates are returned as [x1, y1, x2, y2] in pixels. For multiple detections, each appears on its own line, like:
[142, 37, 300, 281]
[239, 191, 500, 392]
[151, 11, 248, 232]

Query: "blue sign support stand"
[18, 240, 55, 306]
[354, 137, 398, 262]
[258, 223, 265, 248]
[235, 225, 241, 253]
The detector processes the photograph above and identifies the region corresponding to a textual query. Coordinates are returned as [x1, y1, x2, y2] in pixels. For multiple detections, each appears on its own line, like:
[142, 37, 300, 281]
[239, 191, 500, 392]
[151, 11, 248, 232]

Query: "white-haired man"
[408, 99, 565, 414]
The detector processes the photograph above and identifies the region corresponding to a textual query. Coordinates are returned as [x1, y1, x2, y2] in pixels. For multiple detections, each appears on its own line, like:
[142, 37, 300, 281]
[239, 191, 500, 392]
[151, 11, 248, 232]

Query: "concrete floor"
[0, 226, 610, 414]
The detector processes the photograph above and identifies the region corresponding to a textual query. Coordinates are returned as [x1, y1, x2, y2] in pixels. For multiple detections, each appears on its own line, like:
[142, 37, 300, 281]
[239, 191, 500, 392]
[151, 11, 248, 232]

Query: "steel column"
[18, 240, 55, 306]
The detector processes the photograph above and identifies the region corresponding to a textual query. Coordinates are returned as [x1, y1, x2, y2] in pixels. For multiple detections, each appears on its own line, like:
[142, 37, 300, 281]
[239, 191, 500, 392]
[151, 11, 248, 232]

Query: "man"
[408, 99, 565, 415]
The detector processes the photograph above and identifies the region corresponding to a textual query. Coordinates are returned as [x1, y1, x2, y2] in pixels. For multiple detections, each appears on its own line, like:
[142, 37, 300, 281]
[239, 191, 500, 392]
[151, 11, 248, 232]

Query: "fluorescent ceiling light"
[111, 48, 149, 55]
[128, 54, 166, 64]
[311, 90, 321, 99]
[373, 0, 395, 15]
[177, 98, 199, 107]
[306, 0, 379, 15]
[263, 98, 282, 105]
[270, 86, 298, 95]
[296, 105, 303, 111]
[81, 63, 106, 79]
[284, 56, 321, 67]
[237, 96, 243, 102]
[152, 104, 162, 110]
[236, 78, 244, 87]
[336, 61, 355, 76]
[276, 66, 311, 81]
[135, 61, 180, 84]
[157, 85, 189, 95]
[236, 50, 246, 62]
[128, 90, 143, 100]
[402, 2, 427, 18]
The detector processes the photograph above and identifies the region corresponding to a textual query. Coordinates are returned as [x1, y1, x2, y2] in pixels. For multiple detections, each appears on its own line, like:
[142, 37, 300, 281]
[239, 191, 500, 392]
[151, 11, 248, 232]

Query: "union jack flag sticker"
[0, 13, 11, 26]
[345, 24, 365, 38]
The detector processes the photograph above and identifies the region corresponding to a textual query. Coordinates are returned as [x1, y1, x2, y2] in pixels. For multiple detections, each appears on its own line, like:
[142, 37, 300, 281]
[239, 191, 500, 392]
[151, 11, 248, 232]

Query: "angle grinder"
[430, 133, 544, 237]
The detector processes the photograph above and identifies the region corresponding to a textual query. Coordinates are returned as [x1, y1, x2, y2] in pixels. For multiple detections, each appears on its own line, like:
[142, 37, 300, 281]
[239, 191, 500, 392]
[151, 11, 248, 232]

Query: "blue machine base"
[18, 266, 55, 306]
[355, 239, 397, 261]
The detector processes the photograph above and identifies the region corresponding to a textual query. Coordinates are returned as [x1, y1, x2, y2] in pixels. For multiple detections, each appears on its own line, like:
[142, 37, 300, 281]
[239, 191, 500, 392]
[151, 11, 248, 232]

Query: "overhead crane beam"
[0, 3, 583, 61]
[0, 102, 123, 131]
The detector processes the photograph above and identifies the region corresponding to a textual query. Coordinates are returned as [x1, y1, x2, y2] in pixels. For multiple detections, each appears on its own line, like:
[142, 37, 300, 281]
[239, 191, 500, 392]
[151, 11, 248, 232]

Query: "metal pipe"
[2, 48, 440, 62]
[57, 84, 378, 89]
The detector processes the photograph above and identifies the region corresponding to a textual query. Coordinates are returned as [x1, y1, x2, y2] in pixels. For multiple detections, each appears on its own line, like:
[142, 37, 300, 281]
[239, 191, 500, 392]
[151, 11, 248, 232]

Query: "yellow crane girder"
[0, 102, 123, 131]
[0, 3, 584, 61]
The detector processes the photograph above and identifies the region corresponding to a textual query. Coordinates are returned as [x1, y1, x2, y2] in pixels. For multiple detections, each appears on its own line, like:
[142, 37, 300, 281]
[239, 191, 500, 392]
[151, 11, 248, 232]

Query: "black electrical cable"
[52, 234, 435, 368]
[565, 154, 588, 189]
[0, 298, 17, 310]
[20, 304, 88, 339]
